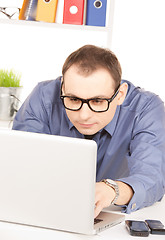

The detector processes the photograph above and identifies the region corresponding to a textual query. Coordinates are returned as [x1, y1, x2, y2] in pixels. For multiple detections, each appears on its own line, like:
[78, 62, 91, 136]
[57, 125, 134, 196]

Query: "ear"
[117, 82, 128, 105]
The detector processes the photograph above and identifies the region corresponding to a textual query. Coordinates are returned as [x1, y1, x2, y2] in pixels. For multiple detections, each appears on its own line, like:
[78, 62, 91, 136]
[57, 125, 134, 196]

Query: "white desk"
[0, 196, 164, 240]
[0, 120, 13, 130]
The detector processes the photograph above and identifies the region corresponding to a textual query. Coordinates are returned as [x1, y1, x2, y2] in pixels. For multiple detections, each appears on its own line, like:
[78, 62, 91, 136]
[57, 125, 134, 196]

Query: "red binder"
[63, 0, 85, 25]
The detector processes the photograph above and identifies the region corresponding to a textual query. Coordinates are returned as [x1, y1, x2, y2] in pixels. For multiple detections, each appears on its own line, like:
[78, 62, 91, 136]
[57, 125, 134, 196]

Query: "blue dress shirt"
[12, 77, 165, 213]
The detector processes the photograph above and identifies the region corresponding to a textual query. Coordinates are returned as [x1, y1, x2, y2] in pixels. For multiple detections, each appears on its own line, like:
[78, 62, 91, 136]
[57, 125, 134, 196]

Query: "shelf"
[0, 18, 113, 48]
[0, 19, 110, 32]
[0, 0, 115, 32]
[0, 3, 114, 99]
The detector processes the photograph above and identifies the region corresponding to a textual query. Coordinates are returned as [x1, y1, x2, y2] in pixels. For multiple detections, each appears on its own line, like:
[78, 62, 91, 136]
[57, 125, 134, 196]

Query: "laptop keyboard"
[94, 218, 103, 224]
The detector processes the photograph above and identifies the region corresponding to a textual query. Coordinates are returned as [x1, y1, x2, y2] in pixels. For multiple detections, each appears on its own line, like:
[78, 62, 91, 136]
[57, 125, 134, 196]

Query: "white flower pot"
[0, 87, 22, 121]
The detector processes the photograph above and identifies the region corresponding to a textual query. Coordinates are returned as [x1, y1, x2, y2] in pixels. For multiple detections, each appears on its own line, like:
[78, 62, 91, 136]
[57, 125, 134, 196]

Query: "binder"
[86, 0, 107, 27]
[63, 0, 85, 25]
[36, 0, 58, 23]
[19, 0, 38, 20]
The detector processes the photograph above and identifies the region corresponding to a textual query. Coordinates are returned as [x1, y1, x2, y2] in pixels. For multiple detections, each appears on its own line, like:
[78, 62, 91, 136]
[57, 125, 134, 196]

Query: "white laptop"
[0, 129, 125, 235]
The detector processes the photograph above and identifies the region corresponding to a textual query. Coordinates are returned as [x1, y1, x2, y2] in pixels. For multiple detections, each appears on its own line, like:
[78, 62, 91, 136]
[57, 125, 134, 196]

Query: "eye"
[69, 97, 80, 103]
[91, 98, 104, 105]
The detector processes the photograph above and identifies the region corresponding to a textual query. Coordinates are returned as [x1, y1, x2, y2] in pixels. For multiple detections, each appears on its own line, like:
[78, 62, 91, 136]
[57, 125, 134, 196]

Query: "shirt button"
[131, 203, 136, 210]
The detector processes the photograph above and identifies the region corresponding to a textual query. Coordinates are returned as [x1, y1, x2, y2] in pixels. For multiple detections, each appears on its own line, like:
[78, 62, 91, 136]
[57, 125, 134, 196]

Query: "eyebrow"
[63, 93, 113, 99]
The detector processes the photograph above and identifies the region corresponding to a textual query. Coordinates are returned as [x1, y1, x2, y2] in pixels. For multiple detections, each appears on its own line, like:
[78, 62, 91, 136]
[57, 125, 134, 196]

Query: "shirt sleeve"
[12, 83, 51, 134]
[118, 95, 165, 213]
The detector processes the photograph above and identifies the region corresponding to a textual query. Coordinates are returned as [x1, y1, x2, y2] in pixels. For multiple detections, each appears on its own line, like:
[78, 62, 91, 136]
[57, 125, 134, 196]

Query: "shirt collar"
[104, 105, 120, 137]
[69, 119, 74, 130]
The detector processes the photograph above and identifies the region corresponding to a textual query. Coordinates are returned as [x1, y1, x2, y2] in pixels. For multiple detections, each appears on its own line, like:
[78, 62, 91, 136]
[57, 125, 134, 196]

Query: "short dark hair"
[62, 45, 122, 89]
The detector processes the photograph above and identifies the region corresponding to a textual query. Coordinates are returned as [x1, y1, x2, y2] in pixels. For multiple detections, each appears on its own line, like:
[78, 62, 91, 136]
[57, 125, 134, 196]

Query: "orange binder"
[19, 0, 29, 20]
[36, 0, 58, 23]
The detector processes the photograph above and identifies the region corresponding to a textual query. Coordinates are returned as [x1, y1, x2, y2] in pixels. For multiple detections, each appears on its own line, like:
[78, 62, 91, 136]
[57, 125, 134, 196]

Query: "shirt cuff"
[116, 177, 147, 214]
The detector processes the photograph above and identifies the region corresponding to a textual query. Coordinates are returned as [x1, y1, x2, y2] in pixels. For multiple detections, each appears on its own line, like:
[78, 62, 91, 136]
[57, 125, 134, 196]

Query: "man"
[13, 45, 165, 218]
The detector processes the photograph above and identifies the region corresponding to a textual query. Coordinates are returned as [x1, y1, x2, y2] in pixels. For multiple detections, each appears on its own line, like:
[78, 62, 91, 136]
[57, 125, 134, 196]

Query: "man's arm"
[13, 82, 51, 134]
[95, 94, 165, 217]
[94, 181, 133, 218]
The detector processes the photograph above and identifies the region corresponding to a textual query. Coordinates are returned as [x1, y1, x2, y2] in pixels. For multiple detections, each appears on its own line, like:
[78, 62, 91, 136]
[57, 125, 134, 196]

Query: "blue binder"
[86, 0, 107, 27]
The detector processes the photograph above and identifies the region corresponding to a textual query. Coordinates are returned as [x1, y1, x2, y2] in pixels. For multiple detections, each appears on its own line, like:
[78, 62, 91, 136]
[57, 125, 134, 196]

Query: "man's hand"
[95, 181, 134, 218]
[94, 182, 116, 218]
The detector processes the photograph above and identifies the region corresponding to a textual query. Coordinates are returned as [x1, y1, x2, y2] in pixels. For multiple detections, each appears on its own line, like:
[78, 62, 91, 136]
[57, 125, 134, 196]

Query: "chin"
[77, 128, 98, 136]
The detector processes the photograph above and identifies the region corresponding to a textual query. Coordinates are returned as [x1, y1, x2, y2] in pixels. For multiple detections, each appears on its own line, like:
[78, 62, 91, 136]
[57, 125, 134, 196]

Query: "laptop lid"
[0, 130, 124, 235]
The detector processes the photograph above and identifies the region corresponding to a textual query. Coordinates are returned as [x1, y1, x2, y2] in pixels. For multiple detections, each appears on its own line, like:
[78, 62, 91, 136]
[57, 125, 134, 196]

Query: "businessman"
[13, 45, 165, 218]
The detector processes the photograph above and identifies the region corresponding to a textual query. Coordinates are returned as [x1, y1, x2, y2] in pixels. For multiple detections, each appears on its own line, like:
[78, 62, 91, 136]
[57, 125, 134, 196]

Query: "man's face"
[62, 65, 123, 135]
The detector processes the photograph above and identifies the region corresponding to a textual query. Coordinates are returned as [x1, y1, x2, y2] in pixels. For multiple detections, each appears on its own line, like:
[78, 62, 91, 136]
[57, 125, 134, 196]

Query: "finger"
[95, 193, 100, 205]
[94, 202, 103, 219]
[95, 182, 103, 204]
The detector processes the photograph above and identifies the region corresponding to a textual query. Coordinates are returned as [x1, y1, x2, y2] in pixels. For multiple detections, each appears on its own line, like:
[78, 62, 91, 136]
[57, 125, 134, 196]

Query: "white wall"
[112, 0, 165, 101]
[0, 0, 165, 102]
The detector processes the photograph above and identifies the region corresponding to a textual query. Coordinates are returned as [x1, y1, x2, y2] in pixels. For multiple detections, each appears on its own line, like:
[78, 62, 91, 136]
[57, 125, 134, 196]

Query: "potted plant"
[0, 69, 22, 121]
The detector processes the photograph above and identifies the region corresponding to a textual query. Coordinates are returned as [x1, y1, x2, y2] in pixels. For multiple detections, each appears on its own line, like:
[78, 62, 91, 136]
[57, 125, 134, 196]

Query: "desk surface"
[0, 196, 164, 240]
[0, 120, 13, 130]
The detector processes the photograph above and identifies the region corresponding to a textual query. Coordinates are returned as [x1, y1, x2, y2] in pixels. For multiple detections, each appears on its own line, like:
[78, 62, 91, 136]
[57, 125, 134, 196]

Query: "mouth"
[79, 123, 96, 128]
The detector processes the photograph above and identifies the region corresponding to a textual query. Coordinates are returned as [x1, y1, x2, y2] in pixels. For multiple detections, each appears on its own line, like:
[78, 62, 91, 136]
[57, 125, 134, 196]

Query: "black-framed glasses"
[60, 83, 120, 113]
[0, 7, 20, 19]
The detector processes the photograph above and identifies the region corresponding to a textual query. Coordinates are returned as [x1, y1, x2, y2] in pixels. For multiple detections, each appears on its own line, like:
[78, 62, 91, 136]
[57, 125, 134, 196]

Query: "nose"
[79, 102, 92, 120]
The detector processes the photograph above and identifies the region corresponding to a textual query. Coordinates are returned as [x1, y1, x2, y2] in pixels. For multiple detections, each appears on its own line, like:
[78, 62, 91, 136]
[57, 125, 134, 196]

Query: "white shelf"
[0, 18, 109, 32]
[0, 17, 113, 47]
[0, 1, 115, 100]
[0, 0, 115, 44]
